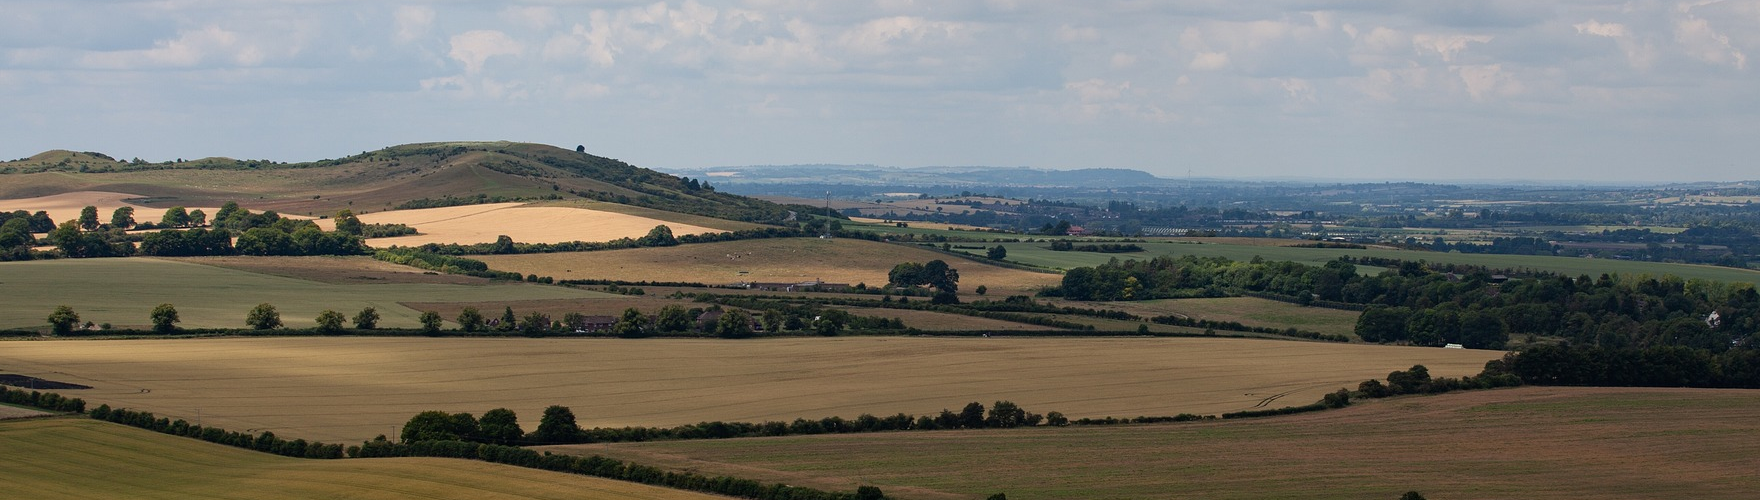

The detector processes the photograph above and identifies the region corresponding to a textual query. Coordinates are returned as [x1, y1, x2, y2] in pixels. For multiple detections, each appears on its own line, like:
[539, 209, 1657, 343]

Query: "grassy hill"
[0, 141, 818, 223]
[0, 417, 719, 500]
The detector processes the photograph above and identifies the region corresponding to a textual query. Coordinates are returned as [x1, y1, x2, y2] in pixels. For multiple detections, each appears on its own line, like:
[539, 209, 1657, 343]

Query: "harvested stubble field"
[0, 257, 605, 329]
[0, 404, 50, 420]
[0, 336, 1496, 444]
[311, 203, 725, 247]
[474, 238, 1063, 296]
[0, 418, 720, 500]
[1086, 297, 1363, 338]
[553, 386, 1760, 500]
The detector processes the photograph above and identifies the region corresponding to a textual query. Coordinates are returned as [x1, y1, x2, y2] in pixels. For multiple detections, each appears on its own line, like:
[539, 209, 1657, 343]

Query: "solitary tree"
[150, 303, 180, 334]
[315, 309, 347, 333]
[419, 311, 444, 334]
[246, 303, 282, 330]
[47, 305, 80, 335]
[975, 285, 988, 296]
[534, 405, 581, 443]
[353, 307, 380, 329]
[110, 206, 136, 229]
[78, 206, 100, 231]
[987, 245, 1007, 260]
[457, 307, 485, 332]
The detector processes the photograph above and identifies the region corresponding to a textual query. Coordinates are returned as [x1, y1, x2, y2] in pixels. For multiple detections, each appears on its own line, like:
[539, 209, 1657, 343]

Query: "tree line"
[393, 400, 1057, 447]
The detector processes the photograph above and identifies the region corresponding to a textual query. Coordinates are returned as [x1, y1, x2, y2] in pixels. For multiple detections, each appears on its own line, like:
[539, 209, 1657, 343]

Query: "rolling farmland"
[0, 336, 1498, 443]
[0, 418, 721, 500]
[474, 238, 1064, 296]
[0, 257, 606, 329]
[554, 387, 1760, 500]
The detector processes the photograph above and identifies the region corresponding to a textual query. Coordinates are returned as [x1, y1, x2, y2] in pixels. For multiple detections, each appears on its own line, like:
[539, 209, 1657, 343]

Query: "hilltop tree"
[534, 405, 581, 443]
[419, 311, 444, 334]
[246, 303, 282, 330]
[353, 307, 380, 329]
[47, 305, 80, 335]
[110, 206, 135, 229]
[78, 206, 100, 231]
[150, 304, 180, 334]
[315, 310, 346, 333]
[575, 145, 585, 153]
[457, 307, 485, 332]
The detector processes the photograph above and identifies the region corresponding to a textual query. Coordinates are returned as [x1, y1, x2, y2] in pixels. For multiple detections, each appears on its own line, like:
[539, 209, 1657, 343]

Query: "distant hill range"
[665, 164, 1174, 189]
[0, 142, 817, 223]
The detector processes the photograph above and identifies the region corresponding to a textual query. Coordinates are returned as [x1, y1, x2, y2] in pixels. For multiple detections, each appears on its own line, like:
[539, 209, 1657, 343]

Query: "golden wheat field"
[311, 203, 725, 246]
[474, 238, 1064, 295]
[0, 191, 224, 229]
[0, 418, 721, 500]
[0, 336, 1498, 443]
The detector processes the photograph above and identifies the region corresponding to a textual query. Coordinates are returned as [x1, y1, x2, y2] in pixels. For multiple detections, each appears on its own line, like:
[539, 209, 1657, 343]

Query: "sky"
[3, 1, 1757, 182]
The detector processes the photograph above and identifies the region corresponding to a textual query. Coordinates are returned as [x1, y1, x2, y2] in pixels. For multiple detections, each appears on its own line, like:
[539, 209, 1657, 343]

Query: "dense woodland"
[1050, 254, 1759, 354]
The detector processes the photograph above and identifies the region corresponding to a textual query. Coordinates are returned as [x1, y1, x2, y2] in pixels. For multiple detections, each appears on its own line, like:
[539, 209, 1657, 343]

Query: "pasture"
[0, 257, 605, 330]
[474, 238, 1064, 296]
[310, 203, 725, 247]
[974, 239, 1760, 284]
[556, 387, 1760, 500]
[0, 418, 720, 500]
[0, 336, 1498, 443]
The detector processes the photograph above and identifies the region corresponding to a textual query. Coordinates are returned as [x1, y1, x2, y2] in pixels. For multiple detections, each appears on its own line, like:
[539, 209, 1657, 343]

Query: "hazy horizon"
[4, 1, 1757, 183]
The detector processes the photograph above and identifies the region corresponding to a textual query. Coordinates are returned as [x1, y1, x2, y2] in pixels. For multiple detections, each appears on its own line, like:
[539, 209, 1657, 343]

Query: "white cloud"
[77, 25, 263, 69]
[1574, 19, 1629, 38]
[1674, 16, 1747, 70]
[1412, 34, 1492, 62]
[394, 5, 435, 44]
[1189, 51, 1230, 71]
[448, 30, 523, 74]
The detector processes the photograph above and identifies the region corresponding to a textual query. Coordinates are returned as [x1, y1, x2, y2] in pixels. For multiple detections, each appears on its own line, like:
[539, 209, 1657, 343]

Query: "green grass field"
[0, 257, 608, 330]
[0, 418, 719, 500]
[552, 387, 1760, 500]
[966, 240, 1760, 284]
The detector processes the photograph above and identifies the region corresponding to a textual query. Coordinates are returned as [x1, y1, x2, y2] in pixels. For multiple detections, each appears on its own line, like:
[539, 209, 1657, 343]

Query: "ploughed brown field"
[550, 386, 1760, 500]
[0, 337, 1497, 444]
[473, 238, 1064, 296]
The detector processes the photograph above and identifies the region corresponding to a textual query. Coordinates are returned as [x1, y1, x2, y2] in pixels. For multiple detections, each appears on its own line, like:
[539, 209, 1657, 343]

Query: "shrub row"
[1148, 315, 1349, 342]
[0, 386, 86, 412]
[88, 404, 346, 459]
[351, 439, 885, 500]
